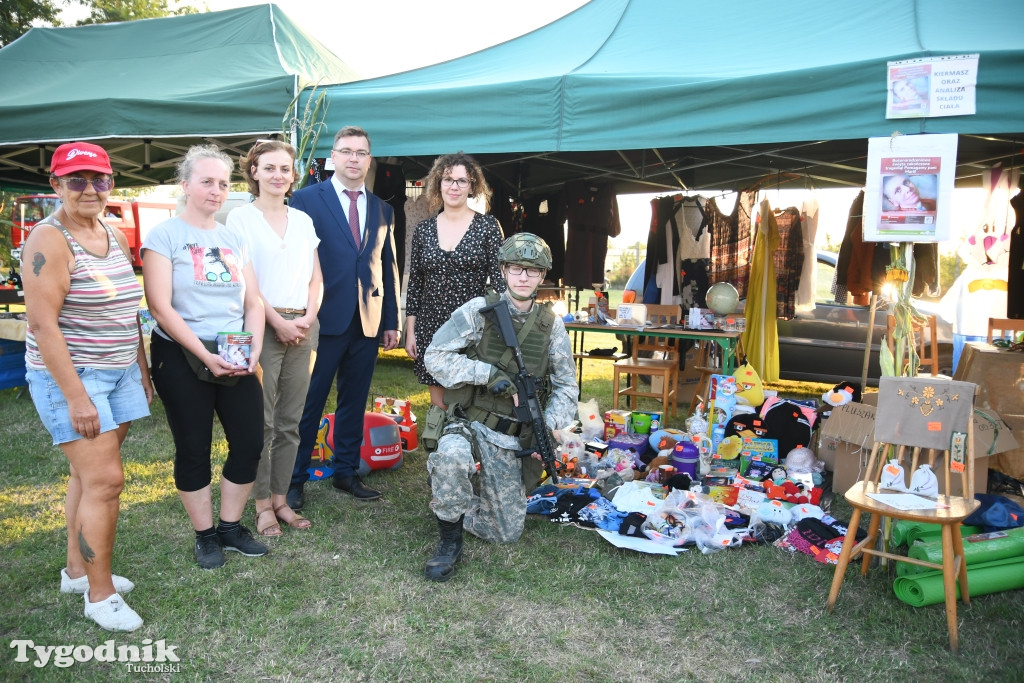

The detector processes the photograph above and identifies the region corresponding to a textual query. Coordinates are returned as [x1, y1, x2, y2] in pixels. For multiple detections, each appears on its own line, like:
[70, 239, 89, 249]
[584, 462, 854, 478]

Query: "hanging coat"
[741, 199, 780, 382]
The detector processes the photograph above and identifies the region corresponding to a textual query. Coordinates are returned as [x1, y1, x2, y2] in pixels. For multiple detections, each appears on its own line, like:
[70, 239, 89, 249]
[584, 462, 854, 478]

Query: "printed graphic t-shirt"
[142, 216, 250, 340]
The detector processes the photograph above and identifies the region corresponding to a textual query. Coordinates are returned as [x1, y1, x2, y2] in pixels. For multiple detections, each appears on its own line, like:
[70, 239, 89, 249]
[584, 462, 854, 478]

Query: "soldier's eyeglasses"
[62, 176, 113, 192]
[507, 265, 542, 278]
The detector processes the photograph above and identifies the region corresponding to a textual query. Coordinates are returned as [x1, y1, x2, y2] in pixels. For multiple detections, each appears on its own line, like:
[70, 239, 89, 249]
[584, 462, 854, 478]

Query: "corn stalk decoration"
[880, 242, 924, 377]
[283, 83, 329, 189]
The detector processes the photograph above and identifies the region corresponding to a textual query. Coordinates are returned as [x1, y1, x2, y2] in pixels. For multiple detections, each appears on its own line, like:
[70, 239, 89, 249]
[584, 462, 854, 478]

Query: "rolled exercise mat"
[893, 555, 1024, 607]
[896, 527, 1024, 576]
[890, 520, 982, 546]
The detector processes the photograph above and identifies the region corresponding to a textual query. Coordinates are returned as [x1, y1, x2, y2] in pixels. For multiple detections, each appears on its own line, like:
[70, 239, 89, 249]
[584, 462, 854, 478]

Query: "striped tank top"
[25, 218, 143, 370]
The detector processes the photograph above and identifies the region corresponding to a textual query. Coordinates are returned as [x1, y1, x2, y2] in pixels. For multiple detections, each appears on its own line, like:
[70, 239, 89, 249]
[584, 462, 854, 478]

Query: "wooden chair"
[826, 376, 980, 652]
[987, 317, 1024, 345]
[886, 314, 939, 376]
[612, 304, 681, 418]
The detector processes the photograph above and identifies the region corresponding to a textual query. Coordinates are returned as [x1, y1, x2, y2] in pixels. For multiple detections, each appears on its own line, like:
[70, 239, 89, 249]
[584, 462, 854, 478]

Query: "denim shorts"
[26, 365, 151, 445]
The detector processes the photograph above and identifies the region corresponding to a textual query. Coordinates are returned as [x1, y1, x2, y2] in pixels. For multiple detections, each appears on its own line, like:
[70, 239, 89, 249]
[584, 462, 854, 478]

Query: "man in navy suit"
[286, 125, 400, 508]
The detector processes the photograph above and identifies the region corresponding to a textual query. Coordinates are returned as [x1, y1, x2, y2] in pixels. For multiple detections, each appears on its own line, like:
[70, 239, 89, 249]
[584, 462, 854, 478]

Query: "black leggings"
[150, 333, 263, 492]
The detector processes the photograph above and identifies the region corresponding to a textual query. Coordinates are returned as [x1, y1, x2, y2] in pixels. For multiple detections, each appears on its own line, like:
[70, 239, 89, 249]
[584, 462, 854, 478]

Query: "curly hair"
[175, 144, 233, 186]
[239, 139, 297, 197]
[423, 152, 490, 214]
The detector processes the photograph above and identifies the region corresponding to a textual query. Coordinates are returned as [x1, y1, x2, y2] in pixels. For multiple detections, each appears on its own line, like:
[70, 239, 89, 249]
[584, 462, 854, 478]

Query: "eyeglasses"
[333, 148, 370, 159]
[441, 177, 470, 188]
[506, 264, 543, 278]
[61, 176, 113, 192]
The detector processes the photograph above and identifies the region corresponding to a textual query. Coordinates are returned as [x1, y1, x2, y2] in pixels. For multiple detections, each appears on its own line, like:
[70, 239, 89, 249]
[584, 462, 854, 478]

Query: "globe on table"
[705, 282, 739, 315]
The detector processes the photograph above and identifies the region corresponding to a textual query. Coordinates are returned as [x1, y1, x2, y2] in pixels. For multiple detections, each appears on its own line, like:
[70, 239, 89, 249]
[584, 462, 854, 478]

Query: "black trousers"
[151, 333, 263, 492]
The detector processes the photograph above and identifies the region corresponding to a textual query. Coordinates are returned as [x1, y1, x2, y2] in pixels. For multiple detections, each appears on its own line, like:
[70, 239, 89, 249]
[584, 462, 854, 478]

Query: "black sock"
[196, 527, 217, 539]
[216, 519, 240, 534]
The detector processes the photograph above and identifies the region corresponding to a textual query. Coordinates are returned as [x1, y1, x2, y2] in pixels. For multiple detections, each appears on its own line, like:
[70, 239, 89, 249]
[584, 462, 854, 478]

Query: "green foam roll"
[893, 555, 1024, 607]
[890, 520, 981, 546]
[896, 527, 1024, 576]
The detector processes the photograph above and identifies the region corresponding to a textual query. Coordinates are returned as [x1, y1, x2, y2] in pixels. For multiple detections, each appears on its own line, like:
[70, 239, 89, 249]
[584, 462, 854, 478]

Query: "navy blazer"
[289, 180, 400, 337]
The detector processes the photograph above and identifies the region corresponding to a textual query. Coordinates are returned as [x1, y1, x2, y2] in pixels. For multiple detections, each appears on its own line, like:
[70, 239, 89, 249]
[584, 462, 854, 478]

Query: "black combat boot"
[424, 515, 464, 582]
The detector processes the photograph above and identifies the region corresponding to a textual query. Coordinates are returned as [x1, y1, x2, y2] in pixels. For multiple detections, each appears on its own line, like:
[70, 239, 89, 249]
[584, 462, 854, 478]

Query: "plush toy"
[644, 453, 671, 474]
[819, 381, 861, 419]
[789, 504, 825, 521]
[648, 428, 686, 451]
[733, 362, 765, 407]
[757, 499, 793, 526]
[716, 434, 743, 459]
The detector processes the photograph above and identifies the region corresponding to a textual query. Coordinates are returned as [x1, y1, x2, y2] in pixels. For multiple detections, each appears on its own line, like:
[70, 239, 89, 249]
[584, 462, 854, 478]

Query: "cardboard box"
[991, 413, 1024, 481]
[603, 410, 631, 440]
[819, 402, 1018, 496]
[675, 346, 703, 405]
[954, 342, 1024, 481]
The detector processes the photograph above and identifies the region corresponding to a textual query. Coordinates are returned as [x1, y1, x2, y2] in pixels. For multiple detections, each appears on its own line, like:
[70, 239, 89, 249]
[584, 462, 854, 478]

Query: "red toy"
[373, 397, 418, 451]
[315, 412, 404, 478]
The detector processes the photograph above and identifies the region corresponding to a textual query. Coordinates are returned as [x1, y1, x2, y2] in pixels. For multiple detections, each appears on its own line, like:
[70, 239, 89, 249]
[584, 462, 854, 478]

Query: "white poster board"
[863, 134, 959, 243]
[886, 54, 979, 119]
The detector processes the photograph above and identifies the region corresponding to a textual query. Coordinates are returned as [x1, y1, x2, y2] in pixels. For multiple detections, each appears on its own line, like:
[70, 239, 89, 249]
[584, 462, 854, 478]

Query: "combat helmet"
[497, 233, 552, 271]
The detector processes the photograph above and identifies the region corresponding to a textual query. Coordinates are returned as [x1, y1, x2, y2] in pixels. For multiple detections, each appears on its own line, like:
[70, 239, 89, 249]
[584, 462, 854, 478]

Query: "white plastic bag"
[879, 459, 907, 491]
[908, 463, 939, 497]
[577, 399, 604, 441]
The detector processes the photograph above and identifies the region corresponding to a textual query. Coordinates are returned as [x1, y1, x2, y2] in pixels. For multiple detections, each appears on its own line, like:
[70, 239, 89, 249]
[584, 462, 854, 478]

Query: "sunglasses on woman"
[61, 176, 113, 192]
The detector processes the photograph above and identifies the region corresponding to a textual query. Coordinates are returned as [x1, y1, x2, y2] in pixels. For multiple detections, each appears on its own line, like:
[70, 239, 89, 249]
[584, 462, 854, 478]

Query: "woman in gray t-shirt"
[142, 144, 269, 571]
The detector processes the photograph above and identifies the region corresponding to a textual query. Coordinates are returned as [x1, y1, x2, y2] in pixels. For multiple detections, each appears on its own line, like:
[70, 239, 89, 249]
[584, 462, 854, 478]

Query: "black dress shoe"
[286, 483, 305, 511]
[332, 475, 381, 501]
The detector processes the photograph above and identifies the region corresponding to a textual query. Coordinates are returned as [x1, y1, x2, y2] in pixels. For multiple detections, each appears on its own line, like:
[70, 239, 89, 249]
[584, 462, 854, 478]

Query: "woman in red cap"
[22, 142, 152, 631]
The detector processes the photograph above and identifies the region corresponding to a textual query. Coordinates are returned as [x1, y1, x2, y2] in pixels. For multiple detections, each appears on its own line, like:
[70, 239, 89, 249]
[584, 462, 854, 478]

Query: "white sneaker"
[60, 568, 135, 595]
[84, 591, 143, 632]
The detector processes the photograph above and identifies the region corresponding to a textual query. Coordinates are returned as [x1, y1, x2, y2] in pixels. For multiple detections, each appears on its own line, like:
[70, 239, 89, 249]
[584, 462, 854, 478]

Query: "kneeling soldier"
[421, 233, 578, 581]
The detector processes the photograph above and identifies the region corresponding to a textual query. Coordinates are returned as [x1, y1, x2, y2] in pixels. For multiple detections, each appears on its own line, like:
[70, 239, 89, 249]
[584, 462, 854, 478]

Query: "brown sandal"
[274, 504, 312, 530]
[255, 508, 282, 537]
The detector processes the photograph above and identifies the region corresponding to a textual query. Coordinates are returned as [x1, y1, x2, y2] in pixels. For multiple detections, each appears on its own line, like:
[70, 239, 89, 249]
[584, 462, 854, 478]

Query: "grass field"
[1, 336, 1021, 681]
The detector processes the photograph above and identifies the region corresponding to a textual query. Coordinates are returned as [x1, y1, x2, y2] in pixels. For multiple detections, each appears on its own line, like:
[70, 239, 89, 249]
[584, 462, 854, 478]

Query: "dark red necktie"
[343, 189, 361, 249]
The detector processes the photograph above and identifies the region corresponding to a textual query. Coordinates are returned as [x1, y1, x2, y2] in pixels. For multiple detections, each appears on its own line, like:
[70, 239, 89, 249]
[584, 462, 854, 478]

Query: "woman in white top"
[229, 140, 323, 536]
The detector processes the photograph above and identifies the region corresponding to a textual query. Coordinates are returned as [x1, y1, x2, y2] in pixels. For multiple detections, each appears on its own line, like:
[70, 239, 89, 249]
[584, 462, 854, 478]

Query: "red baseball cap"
[50, 142, 113, 177]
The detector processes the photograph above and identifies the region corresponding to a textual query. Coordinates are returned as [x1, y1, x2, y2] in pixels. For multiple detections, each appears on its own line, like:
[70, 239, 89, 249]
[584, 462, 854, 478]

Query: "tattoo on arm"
[78, 527, 96, 564]
[32, 252, 45, 277]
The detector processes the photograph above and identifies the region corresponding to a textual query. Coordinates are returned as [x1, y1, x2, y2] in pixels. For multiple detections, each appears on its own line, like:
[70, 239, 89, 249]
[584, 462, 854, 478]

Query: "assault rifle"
[479, 300, 560, 484]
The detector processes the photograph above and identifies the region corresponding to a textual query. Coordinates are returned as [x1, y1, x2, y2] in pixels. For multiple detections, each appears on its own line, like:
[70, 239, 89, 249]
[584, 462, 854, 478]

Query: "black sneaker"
[217, 525, 269, 557]
[194, 535, 226, 570]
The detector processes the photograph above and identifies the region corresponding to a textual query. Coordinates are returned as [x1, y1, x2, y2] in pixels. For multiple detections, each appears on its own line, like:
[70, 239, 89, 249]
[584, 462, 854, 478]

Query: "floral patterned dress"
[406, 212, 504, 385]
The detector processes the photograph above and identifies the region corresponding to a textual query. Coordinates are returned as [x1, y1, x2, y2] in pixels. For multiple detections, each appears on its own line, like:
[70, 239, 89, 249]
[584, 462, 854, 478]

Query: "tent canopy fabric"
[311, 0, 1024, 193]
[0, 4, 358, 187]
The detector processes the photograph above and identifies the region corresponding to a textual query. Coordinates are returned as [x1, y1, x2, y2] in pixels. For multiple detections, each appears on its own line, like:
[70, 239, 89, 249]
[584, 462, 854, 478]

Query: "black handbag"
[181, 339, 239, 386]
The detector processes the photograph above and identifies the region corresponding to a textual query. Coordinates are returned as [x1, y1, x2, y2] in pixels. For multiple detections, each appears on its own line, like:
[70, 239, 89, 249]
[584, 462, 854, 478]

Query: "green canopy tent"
[308, 0, 1024, 193]
[0, 4, 358, 188]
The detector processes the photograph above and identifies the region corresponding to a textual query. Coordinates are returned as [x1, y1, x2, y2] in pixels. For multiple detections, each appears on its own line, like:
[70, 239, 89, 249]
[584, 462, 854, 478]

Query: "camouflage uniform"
[424, 291, 578, 543]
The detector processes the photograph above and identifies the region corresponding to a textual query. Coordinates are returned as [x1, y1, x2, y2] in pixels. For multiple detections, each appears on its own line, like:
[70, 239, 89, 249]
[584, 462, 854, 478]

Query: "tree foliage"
[77, 0, 197, 25]
[0, 0, 201, 47]
[0, 0, 63, 47]
[607, 242, 644, 288]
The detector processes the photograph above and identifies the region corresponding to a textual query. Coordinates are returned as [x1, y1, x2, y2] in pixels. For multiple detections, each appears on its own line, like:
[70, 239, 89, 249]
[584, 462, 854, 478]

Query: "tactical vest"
[444, 292, 555, 435]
